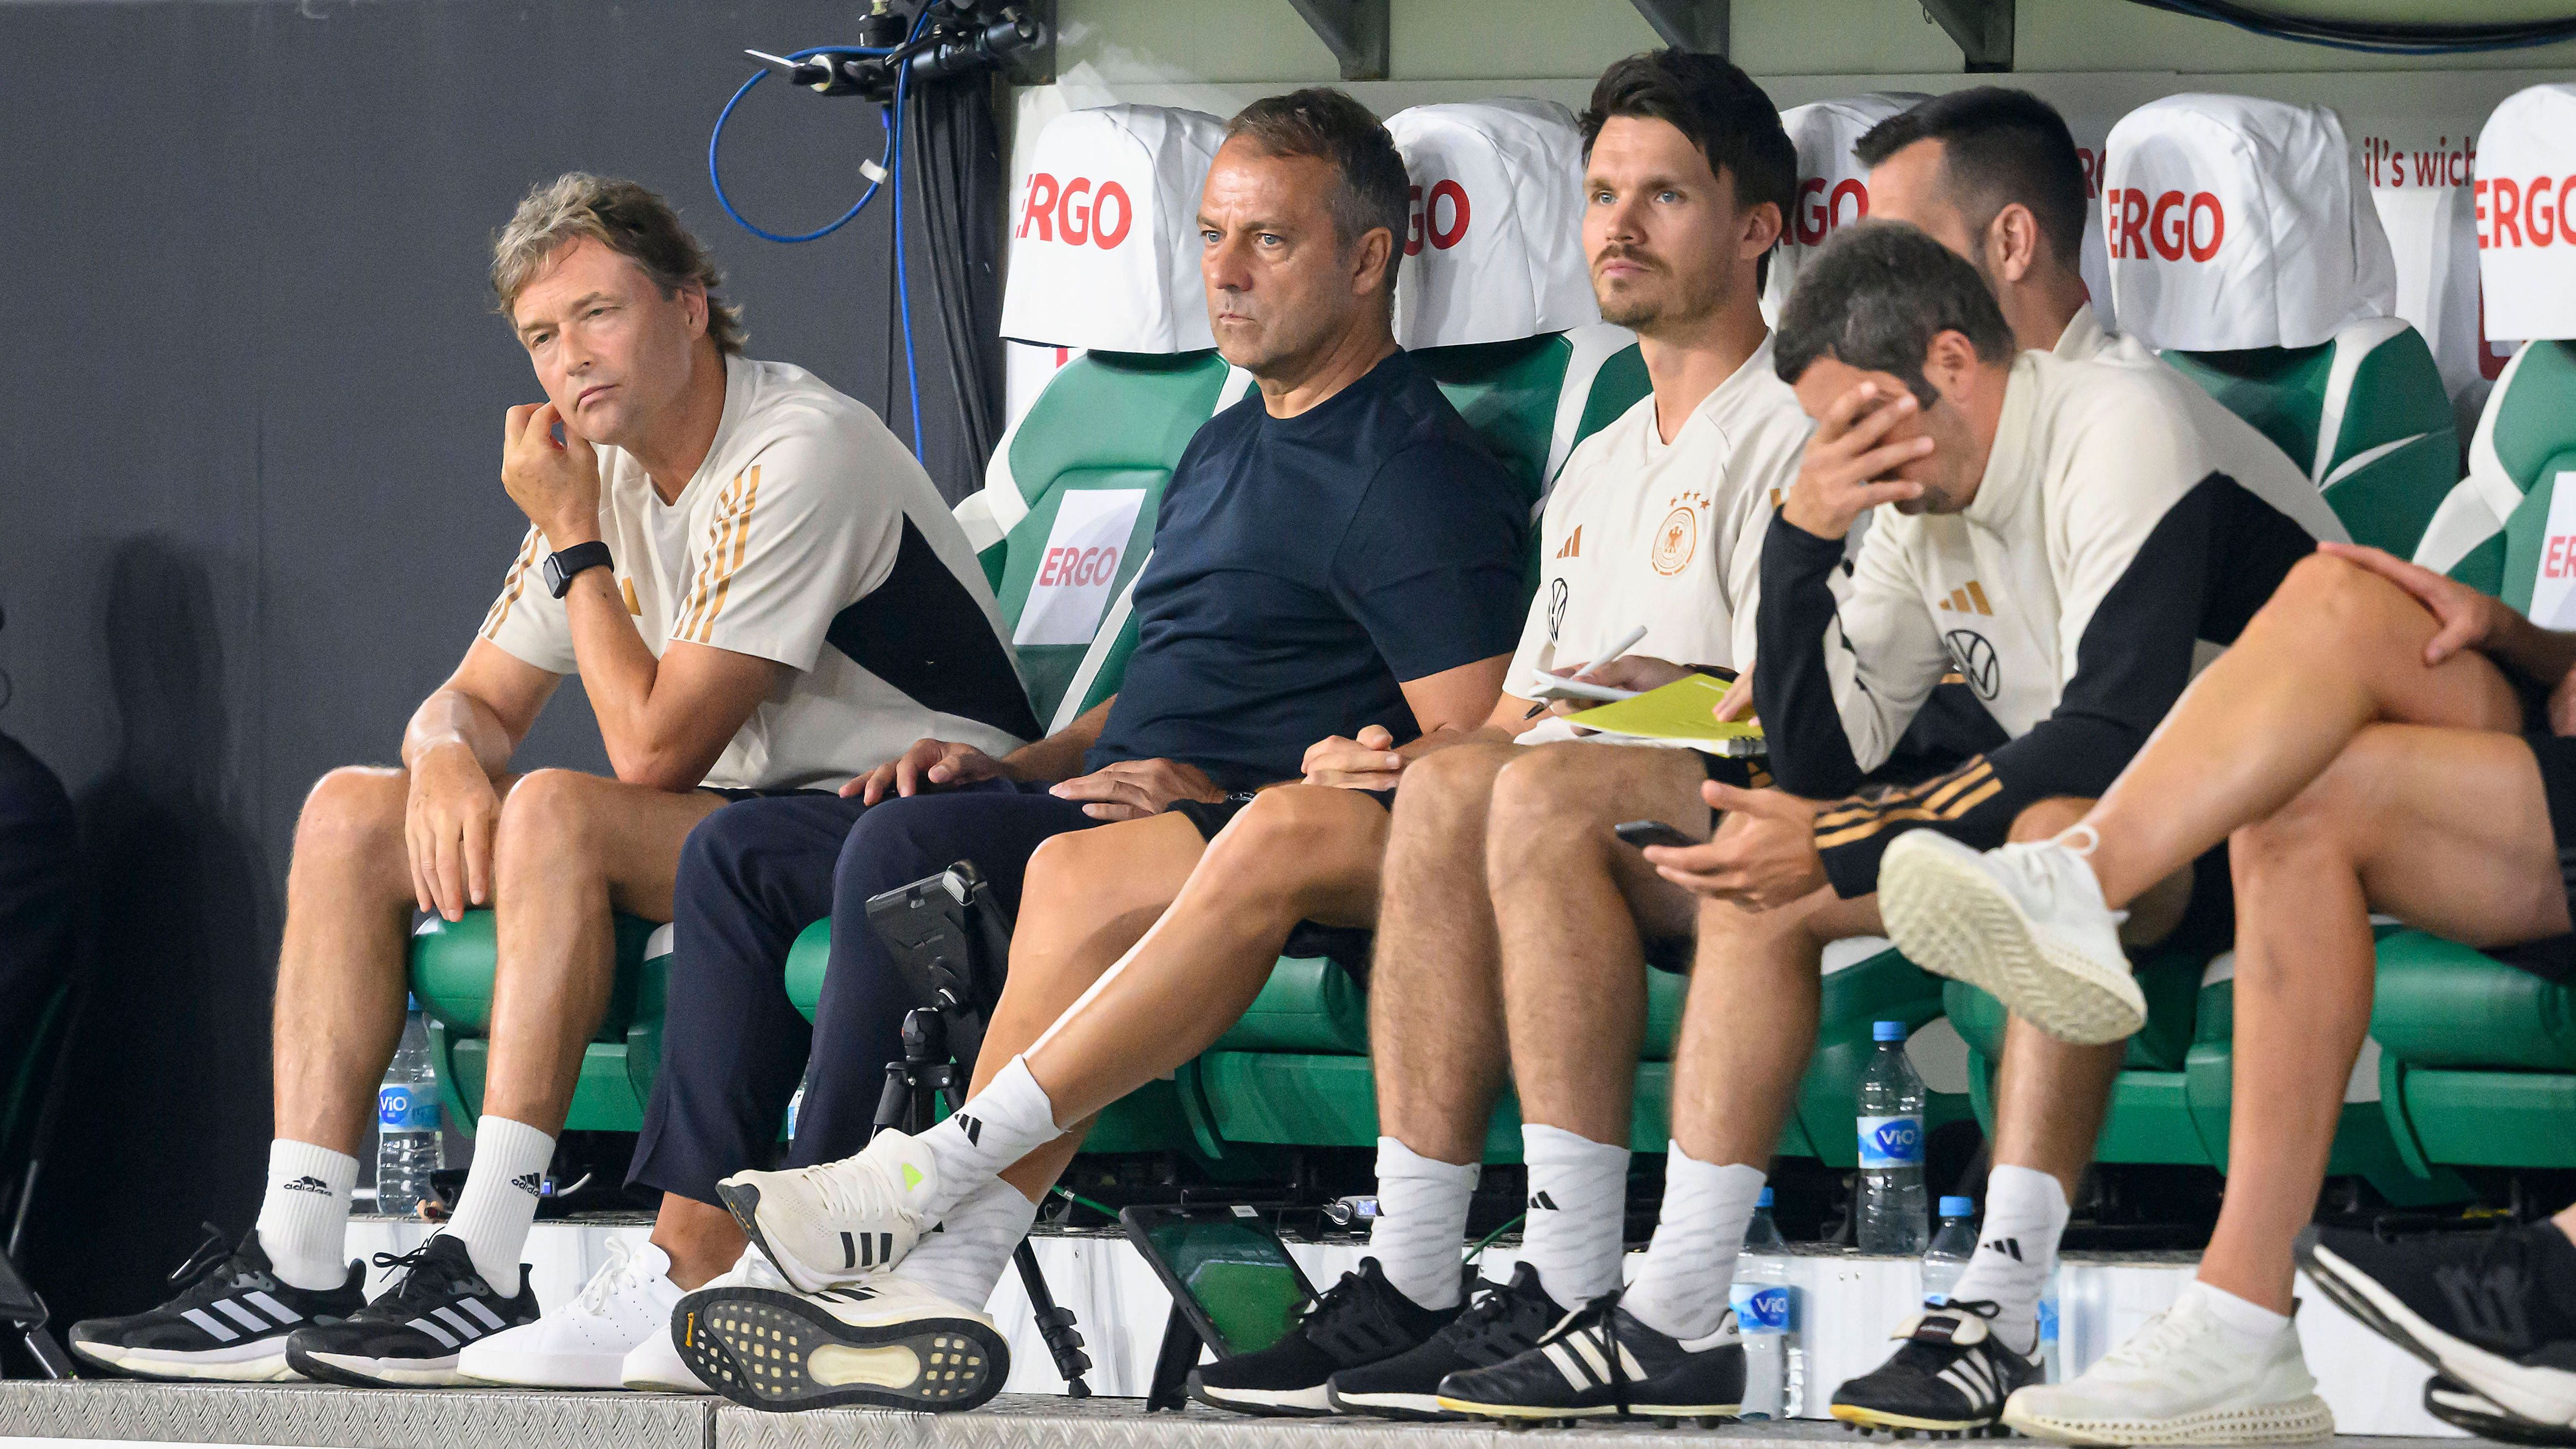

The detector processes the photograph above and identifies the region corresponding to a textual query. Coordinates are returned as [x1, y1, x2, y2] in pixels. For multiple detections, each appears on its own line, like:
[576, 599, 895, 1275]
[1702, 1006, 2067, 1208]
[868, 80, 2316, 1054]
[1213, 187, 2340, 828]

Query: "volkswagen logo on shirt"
[1547, 578, 1568, 644]
[1944, 629, 2002, 700]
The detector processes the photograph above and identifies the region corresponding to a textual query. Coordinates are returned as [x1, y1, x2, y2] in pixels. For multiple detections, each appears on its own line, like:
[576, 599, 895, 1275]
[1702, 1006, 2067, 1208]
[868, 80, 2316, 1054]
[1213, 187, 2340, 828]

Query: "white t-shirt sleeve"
[1832, 518, 1950, 774]
[477, 524, 575, 675]
[1719, 422, 1806, 676]
[2048, 377, 2208, 689]
[669, 433, 899, 671]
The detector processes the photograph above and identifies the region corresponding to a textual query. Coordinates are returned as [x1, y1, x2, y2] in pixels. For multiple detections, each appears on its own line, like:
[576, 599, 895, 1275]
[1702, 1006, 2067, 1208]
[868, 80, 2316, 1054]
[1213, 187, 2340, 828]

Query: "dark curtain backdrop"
[0, 0, 999, 1327]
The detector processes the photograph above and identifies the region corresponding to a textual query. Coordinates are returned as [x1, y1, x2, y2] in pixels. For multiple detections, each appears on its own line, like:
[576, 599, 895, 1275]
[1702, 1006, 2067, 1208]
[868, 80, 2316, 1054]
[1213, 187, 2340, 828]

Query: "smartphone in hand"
[1614, 820, 1696, 851]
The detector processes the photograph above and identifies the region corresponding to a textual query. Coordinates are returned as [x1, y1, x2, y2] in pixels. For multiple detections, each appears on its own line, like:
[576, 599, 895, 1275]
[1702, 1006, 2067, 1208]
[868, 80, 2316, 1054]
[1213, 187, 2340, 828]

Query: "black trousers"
[628, 779, 1103, 1205]
[0, 730, 75, 1114]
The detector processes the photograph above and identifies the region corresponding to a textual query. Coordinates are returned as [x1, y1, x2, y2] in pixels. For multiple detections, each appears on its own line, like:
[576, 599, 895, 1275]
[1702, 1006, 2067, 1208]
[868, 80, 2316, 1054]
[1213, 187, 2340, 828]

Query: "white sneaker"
[715, 1131, 943, 1294]
[457, 1237, 682, 1390]
[672, 1272, 1009, 1413]
[2002, 1292, 2333, 1445]
[618, 1248, 793, 1393]
[1878, 831, 2145, 1046]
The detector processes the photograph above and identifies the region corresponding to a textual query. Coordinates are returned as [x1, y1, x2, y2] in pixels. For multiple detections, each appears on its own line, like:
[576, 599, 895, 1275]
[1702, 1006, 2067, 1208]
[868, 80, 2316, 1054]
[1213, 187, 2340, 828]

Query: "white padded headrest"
[2102, 94, 2396, 352]
[999, 105, 1226, 353]
[2476, 82, 2576, 343]
[1763, 94, 1931, 319]
[1385, 100, 1600, 349]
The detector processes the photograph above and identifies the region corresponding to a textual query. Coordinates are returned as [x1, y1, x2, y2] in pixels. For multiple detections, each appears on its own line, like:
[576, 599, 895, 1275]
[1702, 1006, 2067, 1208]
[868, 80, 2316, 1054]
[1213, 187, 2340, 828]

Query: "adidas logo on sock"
[281, 1175, 333, 1196]
[510, 1171, 545, 1198]
[1982, 1236, 2023, 1262]
[955, 1114, 983, 1147]
[1528, 1190, 1560, 1212]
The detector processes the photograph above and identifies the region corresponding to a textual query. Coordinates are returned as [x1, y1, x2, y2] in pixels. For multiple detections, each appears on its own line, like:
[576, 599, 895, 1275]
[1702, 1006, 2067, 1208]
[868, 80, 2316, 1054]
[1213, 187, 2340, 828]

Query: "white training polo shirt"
[1506, 333, 1815, 703]
[478, 358, 1036, 793]
[2053, 302, 2348, 544]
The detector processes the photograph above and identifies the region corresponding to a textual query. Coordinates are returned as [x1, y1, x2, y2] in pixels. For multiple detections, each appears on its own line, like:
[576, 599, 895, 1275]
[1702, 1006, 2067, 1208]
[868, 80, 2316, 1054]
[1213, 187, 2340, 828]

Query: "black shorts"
[701, 786, 837, 804]
[2485, 731, 2576, 983]
[1161, 788, 1391, 982]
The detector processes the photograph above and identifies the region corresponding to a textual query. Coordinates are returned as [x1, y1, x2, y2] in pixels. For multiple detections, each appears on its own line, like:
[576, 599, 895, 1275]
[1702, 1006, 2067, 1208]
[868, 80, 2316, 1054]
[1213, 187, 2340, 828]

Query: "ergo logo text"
[2479, 175, 2576, 249]
[1016, 173, 1133, 249]
[1035, 543, 1120, 589]
[1792, 176, 1869, 246]
[1405, 180, 1471, 255]
[2103, 186, 2225, 263]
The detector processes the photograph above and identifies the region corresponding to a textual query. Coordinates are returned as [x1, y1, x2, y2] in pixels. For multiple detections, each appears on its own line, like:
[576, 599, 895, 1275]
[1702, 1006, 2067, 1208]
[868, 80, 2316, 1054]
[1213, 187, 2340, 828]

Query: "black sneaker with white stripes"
[1188, 1257, 1458, 1416]
[282, 1235, 537, 1387]
[1326, 1263, 1568, 1419]
[1830, 1301, 2039, 1437]
[67, 1226, 364, 1383]
[1434, 1292, 1744, 1424]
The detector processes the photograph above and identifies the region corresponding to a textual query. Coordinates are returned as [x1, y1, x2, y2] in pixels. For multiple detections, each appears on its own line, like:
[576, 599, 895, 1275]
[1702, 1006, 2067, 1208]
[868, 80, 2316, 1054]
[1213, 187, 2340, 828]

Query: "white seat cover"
[1384, 99, 1601, 349]
[1762, 93, 1929, 321]
[997, 105, 1226, 353]
[2103, 94, 2395, 352]
[2476, 82, 2576, 345]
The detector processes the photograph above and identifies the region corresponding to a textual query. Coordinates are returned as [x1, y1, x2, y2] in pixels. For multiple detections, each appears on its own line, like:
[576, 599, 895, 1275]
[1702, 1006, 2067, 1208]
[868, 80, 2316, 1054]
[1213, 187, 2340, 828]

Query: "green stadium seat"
[2103, 94, 2458, 560]
[408, 911, 668, 1134]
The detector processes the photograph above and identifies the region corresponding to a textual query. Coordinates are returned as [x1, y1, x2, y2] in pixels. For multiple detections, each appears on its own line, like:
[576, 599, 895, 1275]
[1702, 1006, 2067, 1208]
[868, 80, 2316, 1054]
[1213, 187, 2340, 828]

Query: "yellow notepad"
[1560, 674, 1767, 757]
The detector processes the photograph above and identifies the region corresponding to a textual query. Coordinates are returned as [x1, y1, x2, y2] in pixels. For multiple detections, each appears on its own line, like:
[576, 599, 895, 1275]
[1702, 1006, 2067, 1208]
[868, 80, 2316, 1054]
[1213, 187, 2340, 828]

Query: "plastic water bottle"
[2037, 1280, 2062, 1381]
[1732, 1188, 1803, 1419]
[787, 1076, 808, 1145]
[1856, 1020, 1929, 1254]
[376, 995, 444, 1216]
[1921, 1195, 1977, 1302]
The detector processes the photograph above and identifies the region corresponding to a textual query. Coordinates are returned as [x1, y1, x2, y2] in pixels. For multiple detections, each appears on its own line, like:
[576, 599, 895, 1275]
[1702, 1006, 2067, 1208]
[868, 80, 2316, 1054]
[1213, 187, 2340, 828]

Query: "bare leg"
[478, 771, 725, 1134]
[1487, 743, 1715, 1146]
[1372, 743, 1522, 1166]
[652, 1196, 745, 1289]
[2077, 554, 2527, 906]
[1673, 871, 1886, 1166]
[2204, 725, 2570, 1311]
[274, 767, 442, 1155]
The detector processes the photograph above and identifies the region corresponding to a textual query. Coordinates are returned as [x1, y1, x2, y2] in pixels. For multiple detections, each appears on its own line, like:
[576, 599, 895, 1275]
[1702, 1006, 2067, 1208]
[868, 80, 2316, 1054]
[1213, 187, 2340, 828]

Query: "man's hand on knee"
[1645, 782, 1826, 908]
[1049, 758, 1223, 821]
[849, 737, 1009, 805]
[406, 742, 502, 920]
[1303, 725, 1405, 789]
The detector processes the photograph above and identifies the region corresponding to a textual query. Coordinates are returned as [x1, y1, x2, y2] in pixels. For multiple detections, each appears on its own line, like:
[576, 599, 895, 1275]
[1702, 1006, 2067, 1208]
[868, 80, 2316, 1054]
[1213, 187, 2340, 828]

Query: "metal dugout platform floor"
[0, 1383, 2472, 1449]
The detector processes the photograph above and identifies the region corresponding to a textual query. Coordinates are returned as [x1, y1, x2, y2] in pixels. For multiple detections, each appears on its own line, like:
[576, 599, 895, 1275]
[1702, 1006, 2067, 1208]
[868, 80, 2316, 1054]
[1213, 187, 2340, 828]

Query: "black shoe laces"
[1540, 1291, 1637, 1415]
[364, 1242, 480, 1316]
[162, 1224, 268, 1309]
[1293, 1268, 1410, 1362]
[1445, 1278, 1561, 1366]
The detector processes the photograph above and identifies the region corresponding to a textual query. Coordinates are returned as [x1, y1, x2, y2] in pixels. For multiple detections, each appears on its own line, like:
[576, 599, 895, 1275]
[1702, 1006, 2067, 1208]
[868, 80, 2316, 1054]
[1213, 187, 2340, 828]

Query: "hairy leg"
[1487, 743, 1715, 1146]
[1672, 874, 1885, 1166]
[274, 767, 451, 1154]
[1004, 788, 1392, 1198]
[2078, 554, 2526, 907]
[478, 772, 725, 1134]
[1369, 742, 1523, 1166]
[2205, 724, 2570, 1311]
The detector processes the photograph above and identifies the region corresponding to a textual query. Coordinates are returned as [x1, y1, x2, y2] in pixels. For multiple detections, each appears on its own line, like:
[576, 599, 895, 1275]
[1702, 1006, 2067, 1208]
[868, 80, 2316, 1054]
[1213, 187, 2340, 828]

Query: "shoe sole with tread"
[66, 1340, 299, 1383]
[2000, 1393, 2333, 1445]
[284, 1343, 465, 1388]
[1185, 1373, 1335, 1417]
[672, 1286, 1006, 1413]
[2298, 1229, 2576, 1429]
[1879, 832, 2144, 1047]
[2426, 1375, 2576, 1445]
[1832, 1402, 2010, 1435]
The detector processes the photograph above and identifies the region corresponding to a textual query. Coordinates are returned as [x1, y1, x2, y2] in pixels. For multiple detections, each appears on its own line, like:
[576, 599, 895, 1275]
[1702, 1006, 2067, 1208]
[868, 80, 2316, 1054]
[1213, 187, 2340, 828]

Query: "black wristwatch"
[543, 541, 614, 599]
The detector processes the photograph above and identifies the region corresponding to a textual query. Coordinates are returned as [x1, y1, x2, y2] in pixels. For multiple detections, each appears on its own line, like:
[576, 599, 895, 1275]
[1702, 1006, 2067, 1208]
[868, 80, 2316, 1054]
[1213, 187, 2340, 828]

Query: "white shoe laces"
[573, 1237, 646, 1317]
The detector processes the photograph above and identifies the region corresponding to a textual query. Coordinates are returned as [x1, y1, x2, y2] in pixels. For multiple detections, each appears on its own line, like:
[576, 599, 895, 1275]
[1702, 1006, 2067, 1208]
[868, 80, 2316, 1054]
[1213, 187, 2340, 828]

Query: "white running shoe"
[618, 1248, 794, 1393]
[2002, 1291, 2333, 1445]
[459, 1237, 683, 1389]
[1878, 831, 2145, 1046]
[672, 1272, 1009, 1413]
[715, 1130, 943, 1293]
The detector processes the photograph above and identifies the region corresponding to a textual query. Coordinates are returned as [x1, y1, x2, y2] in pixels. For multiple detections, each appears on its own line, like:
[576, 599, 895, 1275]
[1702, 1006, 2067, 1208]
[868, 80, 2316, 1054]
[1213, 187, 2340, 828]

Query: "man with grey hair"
[68, 173, 1033, 1390]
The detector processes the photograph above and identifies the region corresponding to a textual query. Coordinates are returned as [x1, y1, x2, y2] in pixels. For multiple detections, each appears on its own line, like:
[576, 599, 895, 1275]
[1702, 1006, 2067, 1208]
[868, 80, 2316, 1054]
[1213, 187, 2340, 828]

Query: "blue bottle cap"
[1940, 1196, 1975, 1218]
[1873, 1020, 1908, 1042]
[1756, 1187, 1774, 1208]
[406, 993, 420, 1012]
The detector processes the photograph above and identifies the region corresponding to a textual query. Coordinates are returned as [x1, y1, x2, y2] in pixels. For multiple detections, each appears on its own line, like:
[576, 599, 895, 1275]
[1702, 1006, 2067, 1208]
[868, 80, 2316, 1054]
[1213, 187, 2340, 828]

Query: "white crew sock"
[1369, 1137, 1480, 1310]
[1621, 1146, 1766, 1340]
[1941, 1164, 2070, 1355]
[891, 1177, 1041, 1311]
[255, 1140, 358, 1291]
[1519, 1124, 1630, 1305]
[443, 1116, 553, 1297]
[914, 1056, 1064, 1224]
[2182, 1277, 2293, 1352]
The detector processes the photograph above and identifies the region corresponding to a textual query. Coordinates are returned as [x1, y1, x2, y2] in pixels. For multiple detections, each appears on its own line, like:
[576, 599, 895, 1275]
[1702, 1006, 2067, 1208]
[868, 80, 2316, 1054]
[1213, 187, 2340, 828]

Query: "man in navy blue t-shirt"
[609, 88, 1526, 1358]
